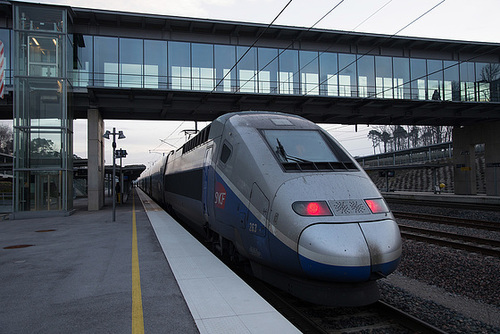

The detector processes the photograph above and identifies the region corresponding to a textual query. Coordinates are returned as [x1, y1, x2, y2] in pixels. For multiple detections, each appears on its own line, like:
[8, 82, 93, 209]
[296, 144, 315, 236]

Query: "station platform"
[0, 188, 299, 333]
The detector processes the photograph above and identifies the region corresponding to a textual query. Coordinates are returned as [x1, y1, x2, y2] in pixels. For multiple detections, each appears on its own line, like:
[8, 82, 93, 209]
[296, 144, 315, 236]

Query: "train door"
[202, 145, 214, 222]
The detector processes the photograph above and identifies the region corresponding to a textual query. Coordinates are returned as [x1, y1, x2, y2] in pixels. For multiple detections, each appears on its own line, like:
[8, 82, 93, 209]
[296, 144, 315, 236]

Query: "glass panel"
[215, 44, 235, 92]
[29, 129, 62, 168]
[73, 35, 92, 87]
[300, 51, 319, 95]
[192, 43, 214, 91]
[279, 49, 298, 94]
[460, 62, 475, 101]
[169, 41, 190, 90]
[94, 36, 118, 87]
[319, 52, 338, 96]
[16, 5, 65, 33]
[15, 171, 63, 211]
[28, 35, 62, 77]
[120, 38, 143, 88]
[338, 53, 356, 97]
[375, 56, 393, 98]
[427, 59, 443, 100]
[16, 78, 64, 127]
[490, 63, 500, 102]
[258, 47, 278, 94]
[144, 40, 167, 89]
[410, 58, 426, 100]
[393, 57, 410, 99]
[357, 55, 375, 98]
[237, 46, 257, 93]
[443, 61, 460, 101]
[475, 63, 490, 101]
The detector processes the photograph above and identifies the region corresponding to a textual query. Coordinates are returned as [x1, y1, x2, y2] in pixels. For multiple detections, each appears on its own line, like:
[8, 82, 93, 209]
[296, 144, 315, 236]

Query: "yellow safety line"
[132, 190, 145, 334]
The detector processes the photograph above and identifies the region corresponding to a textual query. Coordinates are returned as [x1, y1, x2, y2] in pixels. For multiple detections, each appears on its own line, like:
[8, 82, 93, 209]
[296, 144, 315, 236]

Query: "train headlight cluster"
[364, 198, 389, 214]
[292, 201, 332, 216]
[293, 198, 389, 216]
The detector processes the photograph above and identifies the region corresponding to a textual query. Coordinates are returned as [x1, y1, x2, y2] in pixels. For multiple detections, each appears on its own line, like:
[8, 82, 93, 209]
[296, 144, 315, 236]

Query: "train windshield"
[262, 130, 338, 163]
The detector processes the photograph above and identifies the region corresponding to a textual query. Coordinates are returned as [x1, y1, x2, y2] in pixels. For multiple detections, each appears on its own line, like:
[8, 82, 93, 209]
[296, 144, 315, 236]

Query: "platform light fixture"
[103, 127, 126, 221]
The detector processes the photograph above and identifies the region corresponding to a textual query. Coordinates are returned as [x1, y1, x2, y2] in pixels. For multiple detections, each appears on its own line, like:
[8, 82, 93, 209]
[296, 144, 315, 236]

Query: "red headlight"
[292, 201, 332, 216]
[364, 198, 389, 213]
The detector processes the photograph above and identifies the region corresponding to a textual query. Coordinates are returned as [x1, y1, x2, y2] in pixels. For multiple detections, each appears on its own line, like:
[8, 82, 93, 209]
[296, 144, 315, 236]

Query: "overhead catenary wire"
[151, 0, 295, 153]
[236, 0, 346, 94]
[211, 0, 294, 94]
[303, 0, 447, 96]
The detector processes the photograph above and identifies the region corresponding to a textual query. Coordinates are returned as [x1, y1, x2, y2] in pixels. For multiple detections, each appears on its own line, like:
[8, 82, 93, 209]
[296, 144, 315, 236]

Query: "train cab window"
[220, 143, 232, 164]
[262, 129, 357, 171]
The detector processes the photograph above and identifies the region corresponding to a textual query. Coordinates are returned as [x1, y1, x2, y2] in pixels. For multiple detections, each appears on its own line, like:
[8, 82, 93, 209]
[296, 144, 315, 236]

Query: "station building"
[0, 1, 499, 217]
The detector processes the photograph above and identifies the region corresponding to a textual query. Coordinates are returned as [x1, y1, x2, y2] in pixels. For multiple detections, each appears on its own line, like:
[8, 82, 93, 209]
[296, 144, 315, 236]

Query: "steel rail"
[400, 226, 500, 257]
[393, 211, 500, 231]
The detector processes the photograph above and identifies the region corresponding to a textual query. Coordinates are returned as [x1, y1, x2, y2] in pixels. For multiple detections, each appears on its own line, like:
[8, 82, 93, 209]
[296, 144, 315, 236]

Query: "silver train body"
[138, 112, 401, 306]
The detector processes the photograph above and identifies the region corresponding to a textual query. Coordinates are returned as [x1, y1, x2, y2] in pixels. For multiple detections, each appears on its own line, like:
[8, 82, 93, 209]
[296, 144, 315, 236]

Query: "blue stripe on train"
[298, 254, 401, 282]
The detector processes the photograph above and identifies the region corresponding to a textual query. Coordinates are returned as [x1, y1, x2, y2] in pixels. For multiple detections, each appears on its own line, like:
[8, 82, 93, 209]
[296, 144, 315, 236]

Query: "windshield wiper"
[276, 139, 312, 163]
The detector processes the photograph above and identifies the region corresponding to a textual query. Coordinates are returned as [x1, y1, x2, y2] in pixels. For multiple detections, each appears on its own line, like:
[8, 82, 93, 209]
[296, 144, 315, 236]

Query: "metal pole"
[112, 127, 116, 222]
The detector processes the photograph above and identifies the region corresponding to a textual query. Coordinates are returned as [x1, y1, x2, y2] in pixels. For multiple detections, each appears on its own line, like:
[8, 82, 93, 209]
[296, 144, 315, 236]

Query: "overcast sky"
[5, 0, 500, 167]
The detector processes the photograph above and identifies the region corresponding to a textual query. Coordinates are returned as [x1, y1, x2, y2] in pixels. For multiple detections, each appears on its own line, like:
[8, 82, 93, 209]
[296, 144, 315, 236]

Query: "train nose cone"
[298, 220, 401, 282]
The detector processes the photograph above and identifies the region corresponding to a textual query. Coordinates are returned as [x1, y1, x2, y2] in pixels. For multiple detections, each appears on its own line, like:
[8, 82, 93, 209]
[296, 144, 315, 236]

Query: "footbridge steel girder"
[72, 87, 500, 126]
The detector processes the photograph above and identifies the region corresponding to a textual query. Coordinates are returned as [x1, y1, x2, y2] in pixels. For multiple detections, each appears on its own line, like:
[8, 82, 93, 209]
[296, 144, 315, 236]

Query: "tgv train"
[138, 111, 401, 306]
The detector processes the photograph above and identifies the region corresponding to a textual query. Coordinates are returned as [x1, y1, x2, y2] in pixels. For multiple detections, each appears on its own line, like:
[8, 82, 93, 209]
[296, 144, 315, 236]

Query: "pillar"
[453, 126, 476, 195]
[484, 122, 500, 196]
[453, 121, 500, 196]
[87, 109, 105, 210]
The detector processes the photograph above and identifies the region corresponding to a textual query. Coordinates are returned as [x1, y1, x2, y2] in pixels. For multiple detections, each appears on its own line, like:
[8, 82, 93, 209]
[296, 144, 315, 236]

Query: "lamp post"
[103, 127, 125, 221]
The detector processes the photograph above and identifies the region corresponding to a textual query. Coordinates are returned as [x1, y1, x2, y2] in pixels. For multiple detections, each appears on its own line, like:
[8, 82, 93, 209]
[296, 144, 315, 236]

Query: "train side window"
[220, 143, 232, 164]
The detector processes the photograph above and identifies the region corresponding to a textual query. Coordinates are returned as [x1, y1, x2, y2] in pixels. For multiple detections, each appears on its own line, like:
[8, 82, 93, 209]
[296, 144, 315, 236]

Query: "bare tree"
[0, 124, 13, 154]
[367, 129, 382, 154]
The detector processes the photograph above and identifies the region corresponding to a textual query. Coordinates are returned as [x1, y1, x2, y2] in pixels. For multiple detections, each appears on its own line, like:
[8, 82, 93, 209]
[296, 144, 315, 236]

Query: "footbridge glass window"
[144, 40, 167, 89]
[444, 60, 460, 101]
[300, 51, 319, 95]
[192, 43, 214, 91]
[258, 47, 278, 94]
[279, 49, 299, 95]
[460, 62, 475, 101]
[427, 60, 443, 101]
[411, 59, 426, 100]
[120, 38, 143, 88]
[215, 44, 235, 92]
[357, 55, 375, 98]
[319, 52, 338, 96]
[376, 56, 393, 99]
[339, 53, 356, 97]
[476, 62, 500, 102]
[73, 35, 92, 87]
[94, 36, 118, 87]
[237, 46, 257, 93]
[169, 41, 191, 90]
[393, 57, 410, 99]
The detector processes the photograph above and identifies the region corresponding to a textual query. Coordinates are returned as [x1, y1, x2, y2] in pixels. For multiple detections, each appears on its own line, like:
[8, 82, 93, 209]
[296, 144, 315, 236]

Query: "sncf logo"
[215, 182, 227, 209]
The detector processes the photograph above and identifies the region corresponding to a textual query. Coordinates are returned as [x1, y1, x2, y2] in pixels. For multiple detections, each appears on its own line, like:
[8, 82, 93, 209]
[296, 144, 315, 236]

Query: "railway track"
[242, 272, 445, 334]
[399, 224, 500, 257]
[393, 211, 500, 232]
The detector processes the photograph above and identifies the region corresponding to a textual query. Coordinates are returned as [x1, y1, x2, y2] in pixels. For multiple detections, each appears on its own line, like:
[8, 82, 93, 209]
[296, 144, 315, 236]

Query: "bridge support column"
[453, 121, 500, 196]
[88, 109, 105, 210]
